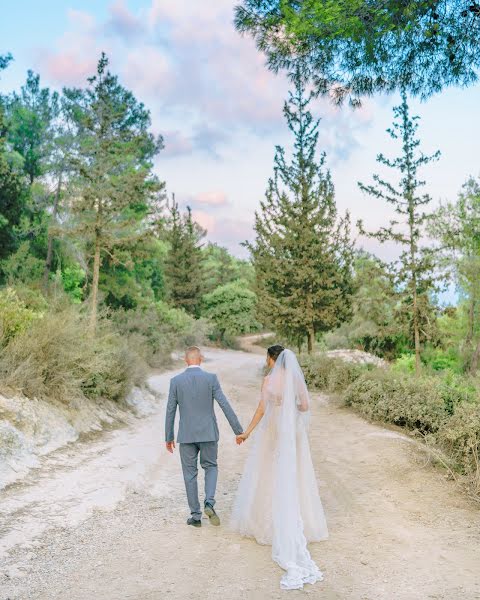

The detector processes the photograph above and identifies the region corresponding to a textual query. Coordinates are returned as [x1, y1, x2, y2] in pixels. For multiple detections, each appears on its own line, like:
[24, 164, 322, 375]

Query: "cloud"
[192, 191, 229, 207]
[191, 210, 216, 233]
[33, 0, 373, 162]
[105, 0, 145, 41]
[34, 9, 102, 86]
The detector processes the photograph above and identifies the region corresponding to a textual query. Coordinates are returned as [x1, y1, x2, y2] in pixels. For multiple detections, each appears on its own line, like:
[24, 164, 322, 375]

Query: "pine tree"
[358, 91, 440, 373]
[62, 54, 163, 331]
[164, 196, 206, 316]
[248, 65, 353, 353]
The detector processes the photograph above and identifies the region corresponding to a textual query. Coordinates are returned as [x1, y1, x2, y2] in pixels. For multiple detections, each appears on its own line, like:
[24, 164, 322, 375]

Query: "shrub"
[111, 302, 210, 369]
[299, 353, 370, 394]
[343, 370, 450, 433]
[392, 353, 416, 374]
[435, 401, 480, 491]
[0, 306, 142, 404]
[202, 280, 261, 340]
[0, 287, 39, 347]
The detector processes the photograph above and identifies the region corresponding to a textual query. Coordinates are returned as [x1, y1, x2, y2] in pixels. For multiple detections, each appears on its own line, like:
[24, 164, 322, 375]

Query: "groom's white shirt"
[187, 365, 201, 369]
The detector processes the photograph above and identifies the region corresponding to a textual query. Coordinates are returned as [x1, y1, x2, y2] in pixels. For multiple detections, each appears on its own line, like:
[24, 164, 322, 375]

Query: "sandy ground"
[1, 346, 479, 600]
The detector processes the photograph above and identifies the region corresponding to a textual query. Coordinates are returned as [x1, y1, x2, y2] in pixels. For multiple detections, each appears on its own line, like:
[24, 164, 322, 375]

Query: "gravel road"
[1, 346, 479, 600]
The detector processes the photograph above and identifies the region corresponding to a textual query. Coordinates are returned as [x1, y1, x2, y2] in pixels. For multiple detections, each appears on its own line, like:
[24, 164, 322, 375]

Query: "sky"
[1, 0, 480, 271]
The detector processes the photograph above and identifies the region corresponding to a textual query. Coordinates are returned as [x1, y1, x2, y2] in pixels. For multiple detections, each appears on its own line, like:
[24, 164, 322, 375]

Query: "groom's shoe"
[187, 517, 202, 528]
[204, 503, 220, 526]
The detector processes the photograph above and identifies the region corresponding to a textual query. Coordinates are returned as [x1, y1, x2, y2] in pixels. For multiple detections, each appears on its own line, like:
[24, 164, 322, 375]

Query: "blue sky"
[2, 0, 480, 274]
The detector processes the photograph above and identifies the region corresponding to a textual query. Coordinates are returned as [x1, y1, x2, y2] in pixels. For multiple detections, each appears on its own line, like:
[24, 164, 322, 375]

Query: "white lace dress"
[230, 350, 328, 590]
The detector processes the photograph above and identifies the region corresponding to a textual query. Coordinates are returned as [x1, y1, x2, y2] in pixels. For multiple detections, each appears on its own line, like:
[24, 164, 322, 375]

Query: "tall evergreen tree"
[358, 91, 440, 373]
[62, 54, 164, 330]
[248, 66, 353, 353]
[164, 196, 206, 316]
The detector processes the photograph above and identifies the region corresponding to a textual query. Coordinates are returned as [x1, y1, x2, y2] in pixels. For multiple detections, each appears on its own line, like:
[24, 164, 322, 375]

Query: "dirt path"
[1, 347, 479, 600]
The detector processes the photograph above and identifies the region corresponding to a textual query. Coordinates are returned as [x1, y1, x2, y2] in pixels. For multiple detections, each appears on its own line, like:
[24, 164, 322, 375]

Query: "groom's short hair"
[185, 346, 202, 362]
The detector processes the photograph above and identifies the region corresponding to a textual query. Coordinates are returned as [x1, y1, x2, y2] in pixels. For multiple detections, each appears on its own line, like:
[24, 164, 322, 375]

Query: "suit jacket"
[165, 366, 243, 443]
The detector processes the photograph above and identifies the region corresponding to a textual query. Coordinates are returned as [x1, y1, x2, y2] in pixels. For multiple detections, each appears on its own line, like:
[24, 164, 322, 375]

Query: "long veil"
[265, 349, 324, 589]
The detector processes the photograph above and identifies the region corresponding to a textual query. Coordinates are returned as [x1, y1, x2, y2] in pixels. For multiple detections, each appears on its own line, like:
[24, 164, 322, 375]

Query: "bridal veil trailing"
[231, 349, 328, 590]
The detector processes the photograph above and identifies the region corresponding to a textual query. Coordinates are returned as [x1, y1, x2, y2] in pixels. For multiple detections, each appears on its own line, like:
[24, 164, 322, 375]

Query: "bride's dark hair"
[267, 344, 285, 362]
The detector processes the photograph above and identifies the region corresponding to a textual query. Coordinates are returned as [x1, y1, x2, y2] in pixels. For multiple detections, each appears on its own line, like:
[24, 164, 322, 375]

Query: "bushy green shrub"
[202, 280, 261, 341]
[392, 353, 416, 374]
[299, 354, 370, 393]
[0, 287, 40, 347]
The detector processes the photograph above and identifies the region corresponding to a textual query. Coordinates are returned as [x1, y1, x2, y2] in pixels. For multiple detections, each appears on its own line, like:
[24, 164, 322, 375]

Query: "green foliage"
[392, 353, 416, 374]
[324, 252, 410, 358]
[203, 279, 260, 340]
[203, 243, 254, 293]
[111, 302, 209, 368]
[4, 70, 59, 184]
[248, 66, 353, 353]
[1, 241, 45, 285]
[430, 176, 480, 373]
[164, 199, 206, 316]
[0, 287, 39, 347]
[61, 265, 86, 303]
[62, 53, 164, 329]
[0, 106, 29, 269]
[234, 1, 480, 103]
[358, 92, 440, 372]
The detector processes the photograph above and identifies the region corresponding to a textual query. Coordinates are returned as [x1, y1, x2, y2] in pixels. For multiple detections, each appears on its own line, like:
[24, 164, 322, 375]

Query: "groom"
[165, 346, 244, 527]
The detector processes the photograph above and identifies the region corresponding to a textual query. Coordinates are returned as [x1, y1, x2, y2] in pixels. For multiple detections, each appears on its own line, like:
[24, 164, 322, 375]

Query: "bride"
[231, 344, 328, 590]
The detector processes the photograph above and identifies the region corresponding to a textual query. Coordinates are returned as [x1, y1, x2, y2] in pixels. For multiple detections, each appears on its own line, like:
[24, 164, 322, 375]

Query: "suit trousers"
[179, 441, 218, 520]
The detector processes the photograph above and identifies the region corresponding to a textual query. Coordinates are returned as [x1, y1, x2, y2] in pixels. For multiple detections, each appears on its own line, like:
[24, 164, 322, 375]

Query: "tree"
[0, 55, 29, 274]
[326, 252, 410, 358]
[203, 242, 254, 294]
[164, 196, 206, 316]
[247, 66, 353, 353]
[5, 71, 59, 185]
[234, 1, 480, 104]
[430, 176, 480, 372]
[62, 54, 163, 331]
[203, 279, 260, 340]
[358, 91, 440, 373]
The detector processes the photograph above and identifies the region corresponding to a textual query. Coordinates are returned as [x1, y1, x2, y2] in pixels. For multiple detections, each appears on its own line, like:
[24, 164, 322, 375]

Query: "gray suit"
[165, 366, 243, 520]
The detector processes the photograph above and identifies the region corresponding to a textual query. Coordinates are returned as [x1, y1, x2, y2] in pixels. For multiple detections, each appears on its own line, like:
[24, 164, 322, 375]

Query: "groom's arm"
[165, 379, 178, 451]
[212, 375, 243, 435]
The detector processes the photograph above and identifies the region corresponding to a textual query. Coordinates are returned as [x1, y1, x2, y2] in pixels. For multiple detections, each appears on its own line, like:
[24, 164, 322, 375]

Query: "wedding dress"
[230, 349, 328, 590]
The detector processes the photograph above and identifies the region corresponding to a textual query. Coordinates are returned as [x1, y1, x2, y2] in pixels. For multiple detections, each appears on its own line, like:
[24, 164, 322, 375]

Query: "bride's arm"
[236, 377, 267, 443]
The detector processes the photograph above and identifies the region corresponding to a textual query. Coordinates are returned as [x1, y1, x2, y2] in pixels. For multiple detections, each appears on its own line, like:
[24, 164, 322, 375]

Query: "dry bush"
[0, 305, 143, 404]
[299, 353, 370, 393]
[343, 370, 450, 433]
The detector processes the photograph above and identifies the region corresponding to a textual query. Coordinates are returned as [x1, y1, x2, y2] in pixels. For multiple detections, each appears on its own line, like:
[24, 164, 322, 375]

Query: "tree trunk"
[307, 325, 315, 354]
[469, 338, 480, 374]
[412, 284, 421, 375]
[90, 234, 101, 334]
[43, 171, 63, 291]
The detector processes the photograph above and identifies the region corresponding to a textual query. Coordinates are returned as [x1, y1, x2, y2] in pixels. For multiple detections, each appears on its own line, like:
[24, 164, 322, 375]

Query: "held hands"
[236, 432, 249, 445]
[165, 441, 175, 453]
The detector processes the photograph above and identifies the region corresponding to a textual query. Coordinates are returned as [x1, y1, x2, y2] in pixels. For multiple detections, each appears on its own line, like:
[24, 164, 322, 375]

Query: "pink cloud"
[193, 191, 229, 206]
[192, 210, 216, 233]
[39, 51, 95, 87]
